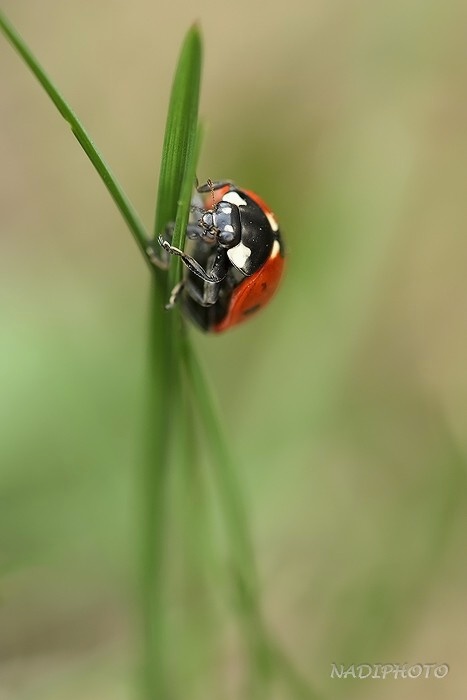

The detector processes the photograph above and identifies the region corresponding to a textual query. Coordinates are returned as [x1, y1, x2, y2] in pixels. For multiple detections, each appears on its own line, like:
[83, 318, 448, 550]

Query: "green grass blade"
[183, 340, 256, 580]
[141, 25, 202, 700]
[182, 338, 321, 699]
[140, 280, 171, 700]
[154, 24, 202, 248]
[169, 123, 204, 296]
[0, 10, 149, 258]
[181, 339, 269, 695]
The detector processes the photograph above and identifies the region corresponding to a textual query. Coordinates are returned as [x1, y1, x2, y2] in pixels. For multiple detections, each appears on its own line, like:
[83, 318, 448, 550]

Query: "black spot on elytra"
[261, 282, 267, 291]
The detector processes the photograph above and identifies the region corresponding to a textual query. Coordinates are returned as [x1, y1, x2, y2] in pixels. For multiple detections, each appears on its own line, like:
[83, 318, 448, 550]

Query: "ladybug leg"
[158, 236, 228, 283]
[158, 237, 210, 280]
[147, 221, 205, 269]
[165, 276, 220, 311]
[191, 248, 227, 305]
[165, 279, 184, 309]
[183, 277, 220, 307]
[146, 242, 169, 270]
[146, 222, 176, 269]
[208, 247, 230, 282]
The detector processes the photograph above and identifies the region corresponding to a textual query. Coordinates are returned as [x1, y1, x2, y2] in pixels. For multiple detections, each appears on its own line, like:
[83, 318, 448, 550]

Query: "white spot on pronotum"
[223, 191, 247, 207]
[266, 211, 279, 231]
[270, 239, 281, 258]
[228, 241, 251, 269]
[223, 224, 234, 233]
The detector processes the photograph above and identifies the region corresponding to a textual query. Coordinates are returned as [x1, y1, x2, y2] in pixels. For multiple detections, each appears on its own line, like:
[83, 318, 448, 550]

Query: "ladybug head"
[200, 201, 241, 249]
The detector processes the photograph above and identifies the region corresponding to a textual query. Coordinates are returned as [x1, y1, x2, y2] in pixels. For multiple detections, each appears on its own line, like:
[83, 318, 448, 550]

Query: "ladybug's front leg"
[165, 276, 221, 311]
[183, 278, 220, 307]
[147, 222, 204, 269]
[165, 279, 185, 309]
[166, 247, 227, 311]
[158, 236, 229, 284]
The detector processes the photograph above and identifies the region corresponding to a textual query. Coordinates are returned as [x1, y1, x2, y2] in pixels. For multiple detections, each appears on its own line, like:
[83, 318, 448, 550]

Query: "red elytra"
[213, 244, 284, 332]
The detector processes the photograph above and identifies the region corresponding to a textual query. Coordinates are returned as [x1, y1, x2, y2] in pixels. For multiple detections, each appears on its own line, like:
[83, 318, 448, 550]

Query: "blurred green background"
[1, 1, 467, 698]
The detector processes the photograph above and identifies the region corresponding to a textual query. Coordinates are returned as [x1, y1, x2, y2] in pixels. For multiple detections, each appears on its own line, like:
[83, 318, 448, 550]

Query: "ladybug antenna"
[190, 204, 205, 214]
[207, 178, 215, 209]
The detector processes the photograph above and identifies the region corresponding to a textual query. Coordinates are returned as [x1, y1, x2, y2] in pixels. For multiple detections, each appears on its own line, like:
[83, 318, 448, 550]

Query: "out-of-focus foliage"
[1, 1, 466, 699]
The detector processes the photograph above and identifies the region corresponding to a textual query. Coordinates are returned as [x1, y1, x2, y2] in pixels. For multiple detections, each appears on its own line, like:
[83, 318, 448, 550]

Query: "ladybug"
[153, 180, 285, 333]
